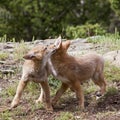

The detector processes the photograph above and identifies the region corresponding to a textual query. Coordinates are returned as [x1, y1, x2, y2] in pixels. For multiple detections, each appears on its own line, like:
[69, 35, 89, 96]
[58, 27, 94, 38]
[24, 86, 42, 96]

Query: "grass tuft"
[0, 52, 9, 60]
[13, 41, 29, 61]
[56, 112, 75, 120]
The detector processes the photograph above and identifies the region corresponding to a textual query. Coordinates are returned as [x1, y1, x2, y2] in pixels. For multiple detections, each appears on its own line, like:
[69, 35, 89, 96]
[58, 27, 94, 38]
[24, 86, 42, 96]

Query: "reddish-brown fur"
[46, 37, 106, 110]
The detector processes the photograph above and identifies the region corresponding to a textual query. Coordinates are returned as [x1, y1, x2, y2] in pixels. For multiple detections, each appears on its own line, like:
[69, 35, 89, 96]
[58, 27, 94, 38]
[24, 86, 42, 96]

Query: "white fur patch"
[57, 75, 69, 83]
[48, 58, 57, 76]
[48, 58, 69, 83]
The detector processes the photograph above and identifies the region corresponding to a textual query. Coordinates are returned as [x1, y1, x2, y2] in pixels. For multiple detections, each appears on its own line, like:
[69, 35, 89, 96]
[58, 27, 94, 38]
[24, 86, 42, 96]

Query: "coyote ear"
[23, 53, 35, 59]
[62, 40, 71, 51]
[54, 36, 62, 49]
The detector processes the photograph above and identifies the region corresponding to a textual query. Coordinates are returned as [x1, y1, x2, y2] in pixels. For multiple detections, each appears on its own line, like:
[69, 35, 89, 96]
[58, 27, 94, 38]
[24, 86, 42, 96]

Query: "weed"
[55, 112, 75, 120]
[25, 82, 39, 94]
[96, 111, 116, 120]
[87, 34, 120, 54]
[13, 40, 29, 61]
[104, 62, 120, 82]
[0, 111, 13, 120]
[0, 52, 9, 60]
[106, 86, 118, 96]
[49, 75, 61, 88]
[30, 102, 43, 112]
[84, 81, 98, 95]
[5, 84, 17, 96]
[0, 35, 7, 42]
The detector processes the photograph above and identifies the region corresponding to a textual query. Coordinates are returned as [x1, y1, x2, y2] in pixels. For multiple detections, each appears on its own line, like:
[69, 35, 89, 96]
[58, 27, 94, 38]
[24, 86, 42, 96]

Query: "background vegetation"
[0, 0, 120, 41]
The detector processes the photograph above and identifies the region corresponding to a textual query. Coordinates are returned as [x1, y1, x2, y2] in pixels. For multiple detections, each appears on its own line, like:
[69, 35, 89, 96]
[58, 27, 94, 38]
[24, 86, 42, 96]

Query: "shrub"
[48, 75, 61, 88]
[0, 52, 9, 60]
[65, 23, 106, 39]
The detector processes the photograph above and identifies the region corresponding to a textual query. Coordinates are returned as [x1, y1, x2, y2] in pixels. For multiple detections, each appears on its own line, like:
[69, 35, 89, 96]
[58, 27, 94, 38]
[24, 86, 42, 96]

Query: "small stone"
[0, 70, 14, 74]
[0, 61, 6, 64]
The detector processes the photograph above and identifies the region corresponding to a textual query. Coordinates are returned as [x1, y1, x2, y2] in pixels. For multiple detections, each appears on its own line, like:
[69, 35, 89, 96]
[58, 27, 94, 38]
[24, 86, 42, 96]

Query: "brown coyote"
[11, 45, 53, 111]
[46, 37, 106, 110]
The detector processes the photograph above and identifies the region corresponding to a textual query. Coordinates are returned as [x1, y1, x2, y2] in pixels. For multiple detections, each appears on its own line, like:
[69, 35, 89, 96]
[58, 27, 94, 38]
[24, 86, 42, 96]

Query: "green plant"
[5, 84, 17, 96]
[48, 75, 61, 88]
[84, 81, 98, 95]
[0, 52, 9, 60]
[0, 111, 12, 120]
[87, 33, 120, 54]
[104, 62, 120, 82]
[13, 40, 29, 60]
[56, 112, 74, 120]
[25, 82, 39, 94]
[106, 86, 118, 96]
[66, 23, 106, 39]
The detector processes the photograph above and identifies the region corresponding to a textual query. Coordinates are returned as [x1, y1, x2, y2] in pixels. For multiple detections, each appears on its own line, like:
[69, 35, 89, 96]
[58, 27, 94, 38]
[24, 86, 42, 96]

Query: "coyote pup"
[46, 37, 106, 110]
[11, 45, 53, 111]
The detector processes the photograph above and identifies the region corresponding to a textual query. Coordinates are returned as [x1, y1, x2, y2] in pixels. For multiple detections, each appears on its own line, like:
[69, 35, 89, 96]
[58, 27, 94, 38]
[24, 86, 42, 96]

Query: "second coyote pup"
[11, 45, 53, 111]
[46, 37, 106, 110]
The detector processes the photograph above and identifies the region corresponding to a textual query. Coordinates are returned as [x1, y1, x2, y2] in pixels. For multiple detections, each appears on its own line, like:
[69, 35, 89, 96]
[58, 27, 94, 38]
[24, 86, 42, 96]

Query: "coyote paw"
[46, 106, 53, 112]
[10, 100, 19, 109]
[35, 98, 44, 104]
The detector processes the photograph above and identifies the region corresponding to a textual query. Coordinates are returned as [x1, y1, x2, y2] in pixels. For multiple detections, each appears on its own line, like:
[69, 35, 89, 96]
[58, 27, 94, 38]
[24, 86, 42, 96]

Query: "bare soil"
[0, 74, 120, 120]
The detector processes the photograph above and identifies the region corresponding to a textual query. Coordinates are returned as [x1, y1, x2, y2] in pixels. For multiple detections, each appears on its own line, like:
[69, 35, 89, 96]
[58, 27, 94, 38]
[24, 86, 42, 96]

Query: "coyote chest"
[22, 66, 47, 82]
[48, 58, 69, 83]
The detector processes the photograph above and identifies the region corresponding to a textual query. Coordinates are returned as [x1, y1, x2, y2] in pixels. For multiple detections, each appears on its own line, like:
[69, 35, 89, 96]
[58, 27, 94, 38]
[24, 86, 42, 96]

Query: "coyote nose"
[23, 53, 35, 59]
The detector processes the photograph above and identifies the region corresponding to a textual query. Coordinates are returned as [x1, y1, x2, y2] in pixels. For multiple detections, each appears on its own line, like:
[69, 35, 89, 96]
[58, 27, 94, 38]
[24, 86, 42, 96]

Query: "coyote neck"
[48, 58, 57, 77]
[47, 54, 73, 77]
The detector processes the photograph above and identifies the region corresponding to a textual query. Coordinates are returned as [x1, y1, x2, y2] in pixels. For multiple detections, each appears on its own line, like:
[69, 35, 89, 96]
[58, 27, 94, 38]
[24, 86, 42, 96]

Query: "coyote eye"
[44, 47, 47, 51]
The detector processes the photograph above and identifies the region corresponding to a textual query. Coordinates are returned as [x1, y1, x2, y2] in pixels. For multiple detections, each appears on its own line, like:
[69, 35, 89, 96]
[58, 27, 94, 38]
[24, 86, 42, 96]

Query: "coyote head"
[47, 36, 71, 56]
[23, 45, 47, 61]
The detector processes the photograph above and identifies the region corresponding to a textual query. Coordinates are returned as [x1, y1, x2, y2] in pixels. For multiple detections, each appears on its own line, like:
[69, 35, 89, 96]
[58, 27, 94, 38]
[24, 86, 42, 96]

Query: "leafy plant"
[106, 86, 118, 96]
[13, 40, 29, 60]
[104, 62, 120, 82]
[0, 52, 9, 60]
[56, 112, 74, 120]
[66, 23, 106, 39]
[48, 75, 61, 89]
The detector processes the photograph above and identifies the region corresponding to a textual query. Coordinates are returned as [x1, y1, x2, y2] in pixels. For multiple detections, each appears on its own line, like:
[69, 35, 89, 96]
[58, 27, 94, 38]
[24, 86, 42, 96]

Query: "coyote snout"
[46, 37, 106, 110]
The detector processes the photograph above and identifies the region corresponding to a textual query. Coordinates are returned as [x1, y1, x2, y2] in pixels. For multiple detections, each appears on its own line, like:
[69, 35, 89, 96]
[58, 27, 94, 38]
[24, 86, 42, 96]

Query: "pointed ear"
[62, 40, 71, 51]
[54, 36, 62, 49]
[23, 53, 35, 60]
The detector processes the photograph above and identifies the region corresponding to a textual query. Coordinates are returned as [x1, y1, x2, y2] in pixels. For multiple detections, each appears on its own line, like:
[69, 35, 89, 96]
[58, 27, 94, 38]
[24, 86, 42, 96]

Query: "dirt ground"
[0, 74, 120, 120]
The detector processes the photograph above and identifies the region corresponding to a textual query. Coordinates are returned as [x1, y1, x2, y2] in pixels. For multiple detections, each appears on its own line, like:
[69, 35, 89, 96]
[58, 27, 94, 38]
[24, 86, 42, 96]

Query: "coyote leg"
[40, 81, 53, 111]
[36, 84, 44, 103]
[93, 73, 106, 96]
[11, 80, 28, 108]
[72, 81, 84, 110]
[52, 83, 69, 105]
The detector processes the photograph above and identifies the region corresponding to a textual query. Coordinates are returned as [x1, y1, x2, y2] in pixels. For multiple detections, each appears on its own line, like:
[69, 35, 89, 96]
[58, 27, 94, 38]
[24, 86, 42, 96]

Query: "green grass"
[0, 52, 9, 60]
[87, 33, 120, 53]
[0, 110, 13, 120]
[84, 81, 98, 95]
[106, 86, 119, 96]
[55, 112, 75, 120]
[104, 62, 120, 82]
[13, 40, 29, 61]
